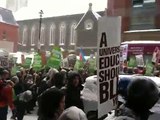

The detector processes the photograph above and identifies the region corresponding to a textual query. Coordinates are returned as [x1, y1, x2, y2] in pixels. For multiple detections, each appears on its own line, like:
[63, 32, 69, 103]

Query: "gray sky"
[8, 0, 107, 20]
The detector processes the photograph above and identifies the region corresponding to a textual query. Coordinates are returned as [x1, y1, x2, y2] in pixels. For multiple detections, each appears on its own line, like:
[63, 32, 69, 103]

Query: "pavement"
[7, 107, 38, 120]
[7, 103, 160, 120]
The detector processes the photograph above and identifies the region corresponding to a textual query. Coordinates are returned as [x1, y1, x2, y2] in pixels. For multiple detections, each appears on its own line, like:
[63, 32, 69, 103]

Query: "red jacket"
[0, 80, 15, 110]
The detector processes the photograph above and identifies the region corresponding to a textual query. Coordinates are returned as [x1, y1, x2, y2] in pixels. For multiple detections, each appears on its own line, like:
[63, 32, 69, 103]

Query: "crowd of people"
[0, 66, 88, 120]
[0, 65, 160, 120]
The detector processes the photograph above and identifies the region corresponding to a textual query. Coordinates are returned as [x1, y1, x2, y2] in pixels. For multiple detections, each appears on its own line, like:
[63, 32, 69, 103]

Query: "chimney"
[88, 3, 92, 11]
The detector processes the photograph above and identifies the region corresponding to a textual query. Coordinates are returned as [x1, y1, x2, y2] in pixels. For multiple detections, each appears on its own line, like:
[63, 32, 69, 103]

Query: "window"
[31, 26, 36, 46]
[59, 23, 66, 45]
[133, 0, 143, 6]
[70, 23, 77, 45]
[22, 26, 28, 46]
[49, 24, 56, 45]
[40, 25, 45, 46]
[84, 19, 93, 30]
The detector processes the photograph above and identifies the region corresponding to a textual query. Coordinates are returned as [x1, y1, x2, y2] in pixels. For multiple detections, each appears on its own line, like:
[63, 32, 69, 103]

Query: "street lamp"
[38, 10, 44, 51]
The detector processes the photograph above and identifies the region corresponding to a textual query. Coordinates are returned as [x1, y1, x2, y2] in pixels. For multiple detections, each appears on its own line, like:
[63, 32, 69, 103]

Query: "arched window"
[40, 25, 45, 46]
[59, 23, 66, 45]
[31, 26, 36, 46]
[49, 24, 56, 45]
[22, 26, 28, 46]
[70, 23, 77, 45]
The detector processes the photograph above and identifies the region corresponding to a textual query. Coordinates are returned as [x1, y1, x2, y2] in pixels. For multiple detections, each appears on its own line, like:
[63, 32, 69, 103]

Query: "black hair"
[38, 88, 64, 119]
[126, 77, 159, 112]
[53, 72, 65, 89]
[67, 71, 81, 88]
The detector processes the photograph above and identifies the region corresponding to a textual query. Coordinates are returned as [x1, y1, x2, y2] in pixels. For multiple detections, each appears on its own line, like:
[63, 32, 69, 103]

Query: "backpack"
[0, 80, 8, 102]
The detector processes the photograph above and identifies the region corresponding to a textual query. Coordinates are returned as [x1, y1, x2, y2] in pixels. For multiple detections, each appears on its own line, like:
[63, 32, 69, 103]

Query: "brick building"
[0, 7, 19, 52]
[106, 0, 160, 41]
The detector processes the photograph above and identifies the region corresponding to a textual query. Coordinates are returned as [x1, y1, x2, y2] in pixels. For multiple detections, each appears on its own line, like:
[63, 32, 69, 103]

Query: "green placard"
[23, 57, 32, 68]
[32, 53, 42, 71]
[128, 56, 136, 68]
[145, 60, 153, 76]
[11, 65, 20, 76]
[47, 46, 62, 69]
[74, 60, 84, 71]
[88, 58, 96, 75]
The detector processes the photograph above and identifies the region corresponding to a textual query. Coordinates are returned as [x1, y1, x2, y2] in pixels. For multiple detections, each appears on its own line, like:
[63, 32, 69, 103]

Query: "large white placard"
[97, 16, 121, 118]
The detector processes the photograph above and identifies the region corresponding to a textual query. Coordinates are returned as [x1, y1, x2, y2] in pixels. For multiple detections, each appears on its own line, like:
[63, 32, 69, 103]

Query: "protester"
[38, 88, 65, 120]
[65, 71, 84, 110]
[114, 76, 160, 120]
[58, 106, 88, 120]
[15, 90, 32, 120]
[0, 69, 16, 120]
[51, 72, 65, 89]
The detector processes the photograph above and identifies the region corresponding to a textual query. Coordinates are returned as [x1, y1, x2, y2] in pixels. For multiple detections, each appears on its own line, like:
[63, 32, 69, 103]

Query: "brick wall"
[107, 0, 132, 32]
[0, 23, 19, 52]
[155, 0, 160, 28]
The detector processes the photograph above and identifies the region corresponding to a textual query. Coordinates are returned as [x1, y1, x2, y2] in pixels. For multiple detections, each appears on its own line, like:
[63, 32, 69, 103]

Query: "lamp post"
[38, 10, 44, 52]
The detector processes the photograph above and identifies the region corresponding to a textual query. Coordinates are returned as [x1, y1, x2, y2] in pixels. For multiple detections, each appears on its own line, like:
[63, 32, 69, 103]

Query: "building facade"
[0, 7, 19, 52]
[17, 4, 104, 55]
[17, 1, 160, 55]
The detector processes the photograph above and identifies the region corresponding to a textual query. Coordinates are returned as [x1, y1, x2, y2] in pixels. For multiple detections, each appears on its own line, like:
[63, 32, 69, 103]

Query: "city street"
[7, 107, 38, 120]
[6, 105, 160, 120]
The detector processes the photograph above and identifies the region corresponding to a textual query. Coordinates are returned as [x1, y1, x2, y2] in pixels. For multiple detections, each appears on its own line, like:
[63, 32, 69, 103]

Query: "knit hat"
[58, 106, 87, 120]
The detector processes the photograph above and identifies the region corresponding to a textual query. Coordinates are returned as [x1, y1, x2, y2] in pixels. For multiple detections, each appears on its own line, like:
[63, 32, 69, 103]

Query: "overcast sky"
[0, 0, 107, 20]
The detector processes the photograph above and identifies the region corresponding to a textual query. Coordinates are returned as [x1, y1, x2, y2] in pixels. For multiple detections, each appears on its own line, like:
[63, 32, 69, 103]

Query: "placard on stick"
[97, 16, 121, 118]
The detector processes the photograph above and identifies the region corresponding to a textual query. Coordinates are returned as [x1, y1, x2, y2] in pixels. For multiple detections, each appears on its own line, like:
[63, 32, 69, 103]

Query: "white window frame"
[40, 25, 45, 46]
[22, 26, 27, 46]
[59, 23, 66, 45]
[49, 24, 56, 46]
[31, 26, 36, 46]
[70, 23, 77, 45]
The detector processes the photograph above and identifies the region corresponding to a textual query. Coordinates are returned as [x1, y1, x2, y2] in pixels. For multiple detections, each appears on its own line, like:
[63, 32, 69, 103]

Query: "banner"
[32, 53, 42, 71]
[97, 16, 121, 118]
[47, 46, 61, 69]
[0, 56, 8, 68]
[120, 44, 128, 62]
[135, 54, 144, 67]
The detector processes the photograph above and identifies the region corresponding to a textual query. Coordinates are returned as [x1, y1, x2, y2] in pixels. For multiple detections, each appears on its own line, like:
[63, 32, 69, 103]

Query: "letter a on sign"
[97, 16, 121, 119]
[100, 32, 107, 47]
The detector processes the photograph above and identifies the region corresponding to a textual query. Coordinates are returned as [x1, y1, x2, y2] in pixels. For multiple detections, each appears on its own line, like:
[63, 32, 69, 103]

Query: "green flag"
[47, 46, 62, 69]
[32, 53, 42, 71]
